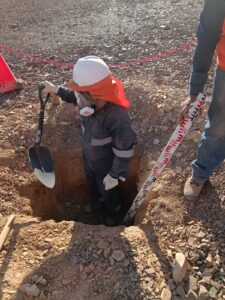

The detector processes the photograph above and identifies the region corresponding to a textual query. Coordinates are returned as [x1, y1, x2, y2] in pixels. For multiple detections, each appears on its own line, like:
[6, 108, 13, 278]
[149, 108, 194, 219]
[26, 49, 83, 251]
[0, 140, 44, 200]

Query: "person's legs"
[92, 160, 123, 224]
[184, 67, 225, 197]
[192, 67, 225, 182]
[83, 157, 104, 212]
[104, 187, 122, 216]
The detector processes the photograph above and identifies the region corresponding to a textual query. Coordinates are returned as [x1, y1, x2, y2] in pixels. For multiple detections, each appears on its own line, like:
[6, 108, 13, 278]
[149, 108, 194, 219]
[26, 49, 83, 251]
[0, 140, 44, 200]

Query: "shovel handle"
[38, 85, 50, 107]
[34, 86, 50, 145]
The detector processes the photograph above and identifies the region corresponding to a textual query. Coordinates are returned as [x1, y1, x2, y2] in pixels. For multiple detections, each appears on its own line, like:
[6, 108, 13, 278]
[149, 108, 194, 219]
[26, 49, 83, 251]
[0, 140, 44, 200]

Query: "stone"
[198, 285, 209, 300]
[168, 279, 176, 291]
[199, 276, 211, 285]
[25, 284, 40, 297]
[175, 284, 186, 298]
[153, 139, 160, 145]
[97, 239, 109, 250]
[15, 78, 25, 90]
[15, 146, 25, 153]
[173, 253, 188, 283]
[145, 267, 155, 275]
[160, 125, 168, 131]
[111, 250, 125, 262]
[209, 286, 218, 299]
[103, 247, 111, 257]
[161, 288, 172, 300]
[188, 237, 195, 246]
[187, 274, 198, 291]
[210, 280, 221, 290]
[197, 231, 206, 239]
[39, 291, 47, 300]
[186, 290, 198, 300]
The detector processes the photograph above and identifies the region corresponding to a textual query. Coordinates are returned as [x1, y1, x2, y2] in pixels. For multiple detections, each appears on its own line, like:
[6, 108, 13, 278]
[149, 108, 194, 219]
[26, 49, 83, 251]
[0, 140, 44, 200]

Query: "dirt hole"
[22, 147, 142, 225]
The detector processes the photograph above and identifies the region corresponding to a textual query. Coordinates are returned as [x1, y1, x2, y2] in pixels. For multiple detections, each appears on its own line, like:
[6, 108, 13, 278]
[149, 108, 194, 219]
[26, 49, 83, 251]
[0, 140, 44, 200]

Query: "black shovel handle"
[34, 85, 50, 145]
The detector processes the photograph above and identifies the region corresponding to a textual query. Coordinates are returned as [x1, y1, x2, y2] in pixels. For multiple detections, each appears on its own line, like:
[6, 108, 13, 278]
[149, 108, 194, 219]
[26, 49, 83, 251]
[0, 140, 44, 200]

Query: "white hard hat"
[72, 56, 110, 86]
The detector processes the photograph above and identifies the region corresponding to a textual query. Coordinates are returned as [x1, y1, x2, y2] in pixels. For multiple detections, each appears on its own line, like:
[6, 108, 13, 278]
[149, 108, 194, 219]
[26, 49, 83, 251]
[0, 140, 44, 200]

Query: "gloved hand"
[41, 81, 59, 95]
[103, 174, 119, 191]
[179, 95, 200, 121]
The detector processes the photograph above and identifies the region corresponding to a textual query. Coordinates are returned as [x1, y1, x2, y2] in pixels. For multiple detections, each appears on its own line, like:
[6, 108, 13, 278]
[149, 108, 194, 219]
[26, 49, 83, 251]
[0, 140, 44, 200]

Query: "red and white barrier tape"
[122, 92, 206, 225]
[0, 40, 196, 69]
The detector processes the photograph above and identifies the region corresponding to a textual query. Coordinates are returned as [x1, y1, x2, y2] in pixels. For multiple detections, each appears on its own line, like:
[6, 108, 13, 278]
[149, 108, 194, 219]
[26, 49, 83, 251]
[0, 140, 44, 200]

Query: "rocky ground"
[0, 0, 225, 299]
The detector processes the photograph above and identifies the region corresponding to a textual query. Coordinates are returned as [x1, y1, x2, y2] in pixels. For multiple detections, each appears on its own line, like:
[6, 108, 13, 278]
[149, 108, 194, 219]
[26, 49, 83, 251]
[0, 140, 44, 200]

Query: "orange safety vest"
[217, 19, 225, 71]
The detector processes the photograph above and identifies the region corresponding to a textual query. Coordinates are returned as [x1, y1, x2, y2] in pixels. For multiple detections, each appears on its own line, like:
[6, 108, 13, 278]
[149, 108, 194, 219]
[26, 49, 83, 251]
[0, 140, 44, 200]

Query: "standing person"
[42, 56, 137, 225]
[180, 0, 225, 197]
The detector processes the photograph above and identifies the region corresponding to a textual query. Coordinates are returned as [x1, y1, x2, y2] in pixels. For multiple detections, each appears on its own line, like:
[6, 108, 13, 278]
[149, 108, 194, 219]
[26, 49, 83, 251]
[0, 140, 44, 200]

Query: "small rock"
[10, 23, 19, 28]
[186, 290, 198, 300]
[111, 250, 125, 262]
[173, 252, 188, 283]
[122, 259, 130, 267]
[25, 284, 40, 297]
[39, 278, 47, 286]
[145, 267, 155, 275]
[175, 284, 186, 298]
[210, 280, 221, 290]
[205, 254, 213, 267]
[103, 247, 111, 257]
[188, 237, 195, 246]
[209, 286, 218, 299]
[167, 279, 176, 291]
[199, 285, 209, 300]
[15, 146, 25, 153]
[15, 78, 25, 90]
[161, 288, 172, 300]
[197, 231, 206, 239]
[109, 256, 115, 266]
[199, 276, 211, 285]
[187, 275, 198, 291]
[160, 125, 168, 131]
[97, 240, 109, 250]
[153, 139, 160, 145]
[158, 108, 165, 117]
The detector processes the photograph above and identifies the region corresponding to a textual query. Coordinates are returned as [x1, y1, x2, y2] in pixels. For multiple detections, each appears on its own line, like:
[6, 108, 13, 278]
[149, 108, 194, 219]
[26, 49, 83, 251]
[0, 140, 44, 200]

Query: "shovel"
[28, 85, 55, 188]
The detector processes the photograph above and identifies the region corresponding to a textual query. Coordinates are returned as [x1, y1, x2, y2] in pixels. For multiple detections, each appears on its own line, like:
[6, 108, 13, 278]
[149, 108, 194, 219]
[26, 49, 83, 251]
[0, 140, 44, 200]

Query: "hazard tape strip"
[122, 93, 206, 225]
[0, 40, 196, 69]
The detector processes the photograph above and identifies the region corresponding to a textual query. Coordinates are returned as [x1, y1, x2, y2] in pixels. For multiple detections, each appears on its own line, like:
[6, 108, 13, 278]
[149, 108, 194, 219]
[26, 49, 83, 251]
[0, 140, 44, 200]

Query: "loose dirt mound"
[0, 0, 225, 299]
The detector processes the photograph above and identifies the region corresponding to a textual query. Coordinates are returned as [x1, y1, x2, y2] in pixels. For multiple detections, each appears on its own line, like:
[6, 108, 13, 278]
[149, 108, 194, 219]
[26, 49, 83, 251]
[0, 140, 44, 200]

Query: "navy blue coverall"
[57, 87, 137, 218]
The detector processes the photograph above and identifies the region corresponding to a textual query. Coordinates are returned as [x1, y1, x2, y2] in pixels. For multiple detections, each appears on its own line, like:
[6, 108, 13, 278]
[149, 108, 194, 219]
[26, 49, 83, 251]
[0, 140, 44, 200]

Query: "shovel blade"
[28, 145, 55, 188]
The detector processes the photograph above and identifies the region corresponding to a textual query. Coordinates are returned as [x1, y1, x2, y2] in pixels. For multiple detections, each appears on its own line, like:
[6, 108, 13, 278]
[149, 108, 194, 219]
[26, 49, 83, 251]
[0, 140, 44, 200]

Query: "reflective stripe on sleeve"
[112, 147, 134, 158]
[91, 137, 112, 146]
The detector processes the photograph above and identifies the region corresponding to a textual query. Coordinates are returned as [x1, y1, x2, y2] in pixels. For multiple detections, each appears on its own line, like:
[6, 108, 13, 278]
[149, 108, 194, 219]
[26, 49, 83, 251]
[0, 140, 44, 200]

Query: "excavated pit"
[24, 147, 142, 225]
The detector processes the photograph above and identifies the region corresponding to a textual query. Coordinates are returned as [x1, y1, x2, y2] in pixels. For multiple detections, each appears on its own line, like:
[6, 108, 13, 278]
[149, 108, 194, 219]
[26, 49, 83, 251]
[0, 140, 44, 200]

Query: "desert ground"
[0, 0, 224, 299]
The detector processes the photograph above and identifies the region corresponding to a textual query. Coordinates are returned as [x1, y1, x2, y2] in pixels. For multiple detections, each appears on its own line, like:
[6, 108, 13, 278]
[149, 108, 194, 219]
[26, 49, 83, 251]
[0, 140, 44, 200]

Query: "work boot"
[183, 176, 204, 198]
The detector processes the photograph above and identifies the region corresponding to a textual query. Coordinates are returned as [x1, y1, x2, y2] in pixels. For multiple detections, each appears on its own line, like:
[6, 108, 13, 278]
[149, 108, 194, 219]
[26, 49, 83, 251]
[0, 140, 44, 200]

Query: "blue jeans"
[192, 67, 225, 183]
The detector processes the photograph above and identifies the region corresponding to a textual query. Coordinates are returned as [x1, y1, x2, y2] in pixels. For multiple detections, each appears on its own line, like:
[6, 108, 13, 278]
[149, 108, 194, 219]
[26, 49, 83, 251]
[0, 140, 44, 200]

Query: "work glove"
[103, 174, 119, 191]
[179, 95, 202, 121]
[103, 174, 125, 191]
[41, 81, 59, 95]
